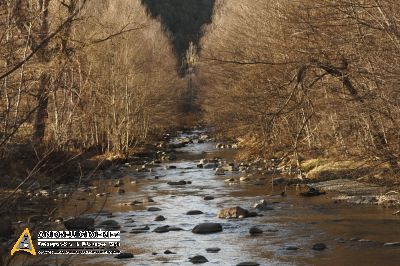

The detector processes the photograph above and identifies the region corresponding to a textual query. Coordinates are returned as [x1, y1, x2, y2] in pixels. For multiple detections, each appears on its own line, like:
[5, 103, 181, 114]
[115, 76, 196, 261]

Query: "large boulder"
[186, 210, 204, 215]
[249, 226, 263, 235]
[167, 181, 187, 186]
[64, 217, 95, 230]
[189, 255, 208, 264]
[99, 220, 121, 230]
[153, 225, 171, 233]
[218, 207, 248, 219]
[155, 215, 166, 221]
[192, 223, 223, 234]
[147, 207, 162, 212]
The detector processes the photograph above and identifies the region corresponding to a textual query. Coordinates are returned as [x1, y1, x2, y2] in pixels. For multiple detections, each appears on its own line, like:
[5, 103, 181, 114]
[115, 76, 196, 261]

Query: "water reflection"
[57, 133, 400, 266]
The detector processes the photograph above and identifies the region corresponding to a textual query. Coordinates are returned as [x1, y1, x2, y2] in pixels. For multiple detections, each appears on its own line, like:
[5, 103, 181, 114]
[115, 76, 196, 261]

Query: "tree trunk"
[33, 73, 50, 144]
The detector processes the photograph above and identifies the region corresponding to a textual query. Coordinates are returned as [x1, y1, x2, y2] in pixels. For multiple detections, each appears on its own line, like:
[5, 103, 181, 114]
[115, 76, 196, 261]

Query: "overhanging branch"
[0, 0, 87, 80]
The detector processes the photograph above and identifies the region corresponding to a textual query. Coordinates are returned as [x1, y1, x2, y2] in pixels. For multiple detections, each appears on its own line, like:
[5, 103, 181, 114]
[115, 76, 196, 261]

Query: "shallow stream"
[56, 131, 400, 266]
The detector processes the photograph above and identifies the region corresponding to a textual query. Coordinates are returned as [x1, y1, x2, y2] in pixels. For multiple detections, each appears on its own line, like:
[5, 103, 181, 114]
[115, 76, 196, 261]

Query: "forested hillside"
[141, 0, 214, 71]
[199, 0, 400, 177]
[2, 0, 400, 182]
[0, 0, 184, 155]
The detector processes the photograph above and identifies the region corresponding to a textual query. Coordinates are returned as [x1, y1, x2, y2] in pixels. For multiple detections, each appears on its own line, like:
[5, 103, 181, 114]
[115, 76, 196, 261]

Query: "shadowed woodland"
[198, 0, 400, 182]
[0, 0, 188, 184]
[141, 0, 214, 71]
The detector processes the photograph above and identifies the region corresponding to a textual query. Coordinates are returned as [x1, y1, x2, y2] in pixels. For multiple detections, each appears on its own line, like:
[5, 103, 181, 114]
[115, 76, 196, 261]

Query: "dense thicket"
[199, 0, 400, 171]
[0, 0, 184, 159]
[141, 0, 214, 71]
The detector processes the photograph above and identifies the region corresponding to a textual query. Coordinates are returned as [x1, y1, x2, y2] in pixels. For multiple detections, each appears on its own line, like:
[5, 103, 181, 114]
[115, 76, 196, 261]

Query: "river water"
[56, 131, 400, 266]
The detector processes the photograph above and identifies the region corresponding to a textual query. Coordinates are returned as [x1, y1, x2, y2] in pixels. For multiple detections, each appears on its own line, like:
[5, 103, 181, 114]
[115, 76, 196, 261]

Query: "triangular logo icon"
[10, 228, 36, 256]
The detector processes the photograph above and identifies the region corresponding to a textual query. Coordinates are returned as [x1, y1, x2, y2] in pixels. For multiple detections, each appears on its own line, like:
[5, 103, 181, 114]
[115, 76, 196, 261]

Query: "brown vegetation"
[0, 0, 185, 180]
[198, 0, 400, 179]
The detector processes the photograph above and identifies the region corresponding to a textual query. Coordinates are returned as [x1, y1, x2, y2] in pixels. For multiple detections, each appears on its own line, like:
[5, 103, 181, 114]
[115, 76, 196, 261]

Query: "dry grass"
[377, 191, 400, 207]
[304, 158, 371, 181]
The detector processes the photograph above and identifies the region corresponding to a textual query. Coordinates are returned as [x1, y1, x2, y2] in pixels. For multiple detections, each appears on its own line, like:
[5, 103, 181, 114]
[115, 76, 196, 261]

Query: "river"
[55, 130, 400, 266]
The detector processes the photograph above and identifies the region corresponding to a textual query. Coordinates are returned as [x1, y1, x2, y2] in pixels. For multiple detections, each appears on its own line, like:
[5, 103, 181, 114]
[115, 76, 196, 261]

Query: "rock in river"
[143, 197, 154, 203]
[236, 262, 260, 266]
[214, 167, 225, 175]
[130, 226, 150, 234]
[206, 247, 221, 253]
[192, 223, 223, 234]
[300, 187, 326, 197]
[64, 217, 94, 230]
[384, 242, 400, 247]
[129, 200, 142, 205]
[153, 225, 183, 233]
[147, 207, 162, 212]
[253, 199, 274, 211]
[312, 243, 327, 251]
[153, 225, 170, 233]
[114, 252, 134, 259]
[164, 250, 176, 254]
[204, 196, 214, 200]
[247, 212, 259, 217]
[203, 163, 218, 169]
[99, 220, 121, 230]
[240, 176, 250, 182]
[168, 226, 184, 232]
[167, 181, 187, 186]
[249, 226, 263, 235]
[218, 206, 249, 219]
[189, 255, 208, 264]
[155, 215, 166, 221]
[186, 210, 204, 215]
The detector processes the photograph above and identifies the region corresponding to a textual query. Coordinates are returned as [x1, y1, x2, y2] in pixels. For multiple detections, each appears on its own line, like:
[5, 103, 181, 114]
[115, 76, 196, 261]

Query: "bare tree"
[199, 0, 400, 172]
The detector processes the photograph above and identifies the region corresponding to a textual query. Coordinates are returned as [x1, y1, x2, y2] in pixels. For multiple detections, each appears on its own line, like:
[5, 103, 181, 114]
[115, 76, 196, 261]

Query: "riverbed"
[55, 131, 400, 266]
